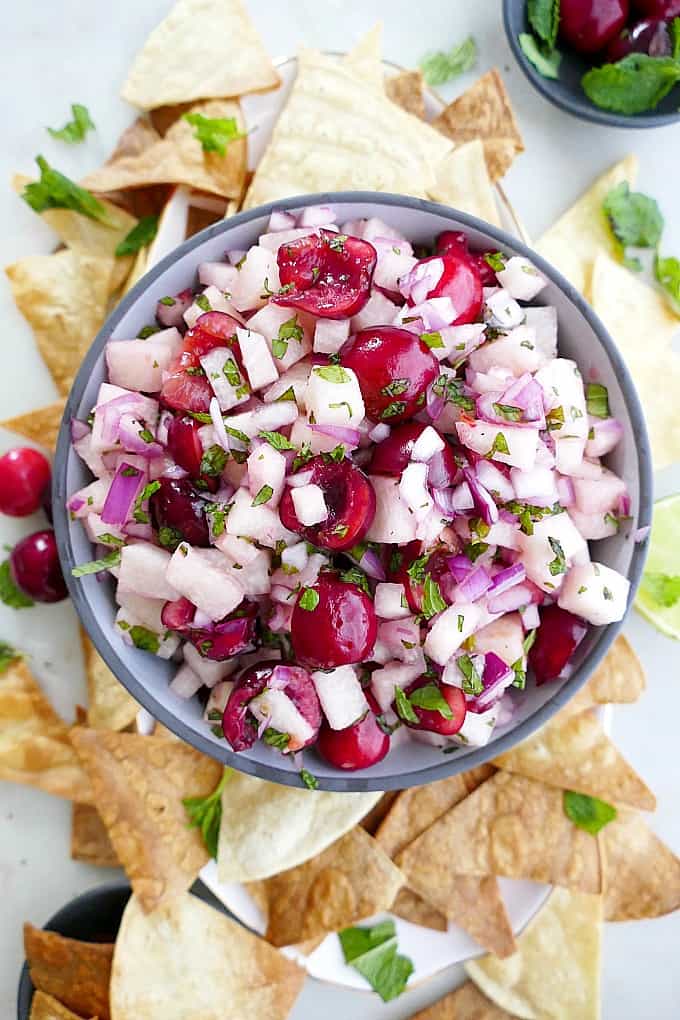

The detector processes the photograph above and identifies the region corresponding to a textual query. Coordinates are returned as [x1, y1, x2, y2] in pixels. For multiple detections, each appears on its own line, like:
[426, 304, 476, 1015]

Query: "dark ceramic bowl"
[503, 0, 680, 128]
[52, 192, 652, 792]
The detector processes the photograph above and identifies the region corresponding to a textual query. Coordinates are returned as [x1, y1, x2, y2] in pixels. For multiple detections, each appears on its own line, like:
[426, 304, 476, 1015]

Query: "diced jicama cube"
[366, 476, 418, 544]
[350, 291, 399, 332]
[225, 487, 296, 549]
[485, 519, 521, 551]
[374, 582, 410, 620]
[558, 561, 630, 625]
[115, 588, 165, 632]
[249, 688, 313, 748]
[291, 484, 328, 525]
[399, 462, 432, 520]
[230, 247, 280, 312]
[585, 417, 624, 458]
[519, 512, 589, 594]
[183, 286, 241, 328]
[568, 508, 619, 540]
[236, 327, 279, 391]
[91, 384, 159, 453]
[263, 359, 311, 406]
[535, 359, 588, 440]
[247, 443, 286, 506]
[449, 703, 500, 747]
[258, 227, 316, 252]
[114, 608, 179, 659]
[183, 641, 239, 689]
[456, 421, 539, 472]
[511, 465, 559, 506]
[370, 661, 423, 713]
[305, 364, 365, 427]
[524, 306, 557, 359]
[555, 436, 587, 476]
[198, 262, 239, 293]
[83, 513, 125, 544]
[475, 460, 514, 502]
[424, 603, 483, 665]
[484, 288, 525, 329]
[68, 477, 113, 518]
[200, 346, 250, 412]
[313, 318, 351, 355]
[572, 469, 626, 516]
[281, 542, 308, 574]
[106, 328, 183, 393]
[411, 425, 445, 462]
[496, 256, 547, 301]
[373, 249, 417, 292]
[469, 326, 545, 376]
[297, 204, 336, 228]
[289, 417, 346, 455]
[473, 612, 524, 667]
[204, 679, 235, 720]
[377, 619, 424, 666]
[312, 665, 368, 730]
[118, 543, 179, 601]
[170, 663, 204, 699]
[166, 543, 244, 621]
[247, 305, 312, 371]
[214, 533, 272, 596]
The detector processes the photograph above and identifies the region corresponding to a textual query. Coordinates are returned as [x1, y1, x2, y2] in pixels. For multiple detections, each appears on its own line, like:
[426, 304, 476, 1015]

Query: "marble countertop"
[1, 2, 679, 1017]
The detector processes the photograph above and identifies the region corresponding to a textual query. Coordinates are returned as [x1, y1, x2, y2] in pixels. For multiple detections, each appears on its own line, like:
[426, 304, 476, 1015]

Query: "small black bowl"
[503, 0, 680, 128]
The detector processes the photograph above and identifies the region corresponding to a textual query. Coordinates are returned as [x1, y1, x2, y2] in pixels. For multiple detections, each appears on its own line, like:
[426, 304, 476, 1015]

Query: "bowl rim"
[502, 0, 680, 130]
[53, 190, 653, 792]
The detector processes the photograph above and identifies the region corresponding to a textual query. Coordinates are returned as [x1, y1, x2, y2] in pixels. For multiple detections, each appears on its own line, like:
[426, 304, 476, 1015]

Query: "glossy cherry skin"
[222, 661, 322, 751]
[161, 595, 195, 631]
[401, 675, 467, 735]
[188, 603, 258, 662]
[632, 0, 680, 15]
[389, 542, 453, 614]
[341, 327, 439, 423]
[560, 0, 629, 54]
[9, 529, 67, 603]
[605, 17, 672, 59]
[279, 456, 376, 552]
[161, 311, 243, 413]
[528, 604, 588, 685]
[0, 448, 51, 517]
[435, 231, 497, 288]
[290, 572, 378, 669]
[274, 230, 376, 319]
[150, 478, 210, 547]
[409, 253, 483, 326]
[368, 422, 459, 489]
[166, 415, 205, 476]
[316, 697, 390, 770]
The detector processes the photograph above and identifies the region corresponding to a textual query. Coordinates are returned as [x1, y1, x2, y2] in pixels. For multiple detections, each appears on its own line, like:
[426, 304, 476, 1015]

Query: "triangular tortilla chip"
[70, 727, 222, 912]
[584, 634, 645, 705]
[244, 47, 452, 209]
[71, 802, 120, 867]
[82, 100, 247, 200]
[30, 990, 97, 1020]
[386, 70, 426, 119]
[397, 772, 602, 894]
[344, 24, 385, 88]
[536, 155, 638, 297]
[492, 709, 655, 810]
[0, 658, 91, 802]
[6, 251, 112, 395]
[429, 140, 501, 227]
[591, 252, 680, 470]
[0, 399, 65, 451]
[111, 892, 305, 1020]
[433, 70, 524, 181]
[466, 889, 602, 1020]
[120, 0, 279, 110]
[390, 886, 448, 931]
[217, 770, 381, 882]
[261, 826, 404, 946]
[412, 980, 513, 1019]
[24, 924, 113, 1020]
[602, 810, 680, 921]
[358, 790, 399, 835]
[81, 632, 139, 731]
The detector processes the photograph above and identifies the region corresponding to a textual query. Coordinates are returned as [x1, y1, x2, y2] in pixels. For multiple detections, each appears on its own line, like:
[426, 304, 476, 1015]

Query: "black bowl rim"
[53, 190, 652, 792]
[502, 0, 680, 129]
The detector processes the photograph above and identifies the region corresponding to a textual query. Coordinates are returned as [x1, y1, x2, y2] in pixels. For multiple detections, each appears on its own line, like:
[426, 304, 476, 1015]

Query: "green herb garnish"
[586, 382, 610, 419]
[47, 103, 95, 144]
[519, 33, 561, 79]
[563, 790, 617, 835]
[298, 587, 319, 611]
[183, 769, 231, 858]
[183, 113, 244, 155]
[22, 156, 110, 223]
[339, 919, 413, 1002]
[115, 215, 159, 257]
[300, 768, 319, 790]
[582, 54, 680, 116]
[71, 550, 121, 577]
[420, 35, 477, 86]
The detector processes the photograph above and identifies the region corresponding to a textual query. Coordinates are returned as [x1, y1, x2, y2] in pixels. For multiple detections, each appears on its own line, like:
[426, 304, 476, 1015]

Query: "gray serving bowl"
[53, 192, 652, 792]
[503, 0, 680, 128]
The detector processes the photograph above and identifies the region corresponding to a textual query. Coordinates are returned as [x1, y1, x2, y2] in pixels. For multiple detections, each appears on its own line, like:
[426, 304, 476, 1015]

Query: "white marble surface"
[1, 1, 679, 1017]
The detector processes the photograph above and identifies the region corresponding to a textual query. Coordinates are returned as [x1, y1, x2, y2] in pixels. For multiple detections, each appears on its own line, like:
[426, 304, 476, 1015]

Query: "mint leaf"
[519, 33, 561, 79]
[548, 536, 567, 576]
[408, 682, 453, 719]
[300, 768, 318, 790]
[298, 587, 319, 611]
[563, 790, 617, 835]
[183, 113, 243, 155]
[48, 103, 95, 144]
[641, 572, 680, 608]
[129, 626, 161, 654]
[655, 253, 680, 314]
[420, 35, 477, 86]
[420, 331, 444, 350]
[586, 382, 610, 419]
[0, 560, 34, 609]
[339, 920, 413, 1002]
[672, 17, 680, 60]
[22, 156, 110, 223]
[582, 55, 680, 115]
[252, 484, 273, 506]
[315, 364, 350, 384]
[183, 769, 231, 858]
[457, 653, 483, 696]
[528, 0, 560, 49]
[603, 183, 663, 250]
[421, 575, 447, 620]
[258, 430, 296, 451]
[484, 251, 506, 272]
[0, 641, 22, 671]
[71, 550, 121, 577]
[394, 686, 418, 724]
[115, 215, 159, 257]
[200, 444, 229, 477]
[263, 727, 290, 750]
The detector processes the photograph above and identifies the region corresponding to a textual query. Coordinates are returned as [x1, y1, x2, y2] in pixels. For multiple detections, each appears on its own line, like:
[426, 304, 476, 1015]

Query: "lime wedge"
[635, 493, 680, 640]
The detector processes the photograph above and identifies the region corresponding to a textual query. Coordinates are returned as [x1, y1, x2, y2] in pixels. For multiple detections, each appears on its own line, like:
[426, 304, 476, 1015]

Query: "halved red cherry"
[528, 604, 588, 685]
[401, 675, 467, 735]
[368, 422, 459, 489]
[316, 693, 390, 770]
[273, 230, 376, 319]
[188, 603, 258, 662]
[9, 529, 67, 603]
[389, 542, 453, 614]
[605, 16, 672, 59]
[222, 660, 321, 751]
[161, 595, 195, 631]
[290, 572, 378, 669]
[341, 327, 439, 423]
[278, 456, 376, 552]
[0, 448, 51, 517]
[435, 231, 497, 288]
[150, 478, 210, 547]
[633, 0, 680, 13]
[407, 253, 483, 326]
[560, 0, 629, 53]
[166, 415, 205, 476]
[161, 311, 243, 413]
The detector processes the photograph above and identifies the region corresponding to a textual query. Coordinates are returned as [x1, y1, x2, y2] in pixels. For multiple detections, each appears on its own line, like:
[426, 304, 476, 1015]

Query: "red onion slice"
[309, 423, 361, 446]
[457, 565, 492, 602]
[100, 462, 147, 525]
[488, 562, 526, 596]
[463, 467, 499, 526]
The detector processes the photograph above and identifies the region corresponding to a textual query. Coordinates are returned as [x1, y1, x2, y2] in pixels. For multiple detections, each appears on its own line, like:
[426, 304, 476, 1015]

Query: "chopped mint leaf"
[603, 183, 663, 250]
[97, 533, 125, 548]
[47, 103, 95, 144]
[394, 686, 418, 724]
[655, 253, 680, 314]
[328, 234, 348, 252]
[340, 566, 371, 596]
[420, 35, 477, 86]
[586, 382, 610, 419]
[582, 54, 680, 115]
[381, 401, 407, 419]
[115, 215, 159, 257]
[195, 293, 212, 312]
[420, 331, 444, 350]
[22, 156, 110, 223]
[129, 626, 160, 654]
[71, 550, 121, 577]
[511, 659, 527, 690]
[0, 641, 22, 671]
[640, 572, 680, 608]
[259, 430, 296, 451]
[519, 33, 561, 79]
[421, 575, 447, 619]
[158, 526, 184, 552]
[159, 296, 176, 306]
[300, 768, 318, 790]
[433, 374, 475, 411]
[489, 431, 510, 456]
[138, 324, 160, 339]
[563, 790, 617, 835]
[457, 653, 483, 696]
[492, 402, 522, 422]
[183, 113, 243, 155]
[464, 541, 489, 563]
[276, 385, 296, 403]
[528, 0, 560, 49]
[484, 251, 506, 272]
[183, 769, 231, 857]
[315, 364, 350, 384]
[132, 479, 161, 525]
[200, 444, 229, 477]
[278, 316, 303, 343]
[263, 727, 290, 750]
[407, 553, 430, 584]
[546, 405, 565, 431]
[408, 682, 453, 719]
[252, 484, 273, 507]
[381, 379, 409, 398]
[339, 919, 413, 1002]
[548, 536, 567, 576]
[298, 587, 319, 611]
[523, 629, 537, 654]
[272, 338, 287, 359]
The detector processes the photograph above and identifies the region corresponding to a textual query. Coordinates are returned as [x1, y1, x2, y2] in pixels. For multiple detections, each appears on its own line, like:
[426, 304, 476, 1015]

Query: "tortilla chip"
[82, 101, 246, 201]
[433, 70, 524, 181]
[602, 810, 680, 921]
[585, 634, 645, 704]
[24, 924, 113, 1020]
[120, 0, 279, 110]
[0, 658, 91, 802]
[492, 709, 655, 811]
[244, 47, 452, 209]
[429, 140, 501, 227]
[217, 770, 381, 883]
[111, 892, 305, 1020]
[358, 791, 400, 835]
[386, 70, 426, 119]
[536, 155, 638, 297]
[29, 990, 97, 1020]
[71, 802, 119, 868]
[6, 251, 112, 396]
[81, 633, 138, 731]
[466, 889, 602, 1020]
[70, 727, 222, 912]
[344, 24, 385, 88]
[391, 887, 448, 932]
[0, 399, 65, 451]
[591, 252, 680, 470]
[261, 826, 404, 946]
[397, 772, 602, 895]
[412, 980, 513, 1019]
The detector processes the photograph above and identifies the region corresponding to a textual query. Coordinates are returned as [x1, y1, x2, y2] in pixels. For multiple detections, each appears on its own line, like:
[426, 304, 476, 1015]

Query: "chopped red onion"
[227, 249, 247, 266]
[432, 486, 458, 517]
[447, 555, 473, 583]
[309, 423, 361, 446]
[118, 414, 163, 459]
[468, 652, 514, 712]
[368, 422, 391, 443]
[488, 562, 526, 596]
[257, 712, 272, 738]
[556, 475, 575, 507]
[67, 495, 85, 514]
[209, 397, 231, 452]
[70, 418, 90, 443]
[268, 209, 297, 232]
[122, 520, 153, 541]
[359, 547, 386, 581]
[451, 481, 475, 513]
[500, 374, 546, 425]
[296, 205, 336, 228]
[101, 462, 146, 525]
[520, 603, 540, 630]
[399, 257, 444, 305]
[634, 525, 651, 543]
[269, 601, 293, 633]
[457, 565, 492, 602]
[193, 608, 213, 629]
[487, 583, 534, 615]
[618, 491, 631, 517]
[425, 381, 446, 422]
[156, 410, 174, 447]
[475, 460, 514, 503]
[463, 468, 499, 526]
[286, 469, 314, 488]
[408, 297, 457, 330]
[157, 289, 192, 329]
